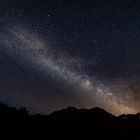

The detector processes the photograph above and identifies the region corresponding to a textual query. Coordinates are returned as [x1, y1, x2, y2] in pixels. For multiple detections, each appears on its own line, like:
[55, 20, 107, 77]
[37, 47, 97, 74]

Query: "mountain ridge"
[0, 103, 140, 139]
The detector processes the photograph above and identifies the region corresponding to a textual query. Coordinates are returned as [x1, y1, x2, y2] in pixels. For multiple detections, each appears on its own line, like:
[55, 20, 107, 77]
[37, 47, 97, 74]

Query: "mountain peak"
[66, 106, 77, 111]
[90, 107, 106, 112]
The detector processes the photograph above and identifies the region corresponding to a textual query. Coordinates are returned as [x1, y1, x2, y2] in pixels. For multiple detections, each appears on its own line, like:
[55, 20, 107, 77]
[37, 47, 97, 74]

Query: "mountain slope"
[0, 104, 140, 139]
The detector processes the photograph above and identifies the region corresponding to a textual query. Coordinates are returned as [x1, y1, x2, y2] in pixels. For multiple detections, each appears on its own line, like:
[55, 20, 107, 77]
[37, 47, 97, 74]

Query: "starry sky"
[0, 0, 140, 115]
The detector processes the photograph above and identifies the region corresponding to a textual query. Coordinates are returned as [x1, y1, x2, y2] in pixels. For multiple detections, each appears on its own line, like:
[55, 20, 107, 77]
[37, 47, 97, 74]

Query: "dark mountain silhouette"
[0, 104, 140, 139]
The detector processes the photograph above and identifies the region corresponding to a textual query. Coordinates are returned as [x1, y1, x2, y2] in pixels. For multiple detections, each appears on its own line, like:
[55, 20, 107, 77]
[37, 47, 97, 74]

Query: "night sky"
[0, 0, 140, 115]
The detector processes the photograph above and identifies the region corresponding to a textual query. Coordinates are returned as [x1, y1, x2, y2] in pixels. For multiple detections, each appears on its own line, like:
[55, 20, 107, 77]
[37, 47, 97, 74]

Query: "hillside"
[0, 104, 140, 139]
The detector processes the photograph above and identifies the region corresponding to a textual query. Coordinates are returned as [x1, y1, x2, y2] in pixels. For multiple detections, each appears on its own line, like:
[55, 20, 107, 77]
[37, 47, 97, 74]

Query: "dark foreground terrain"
[0, 103, 140, 139]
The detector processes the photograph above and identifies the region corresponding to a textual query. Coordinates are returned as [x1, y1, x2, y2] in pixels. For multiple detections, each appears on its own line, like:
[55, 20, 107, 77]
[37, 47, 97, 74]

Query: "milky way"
[1, 0, 140, 115]
[0, 24, 137, 115]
